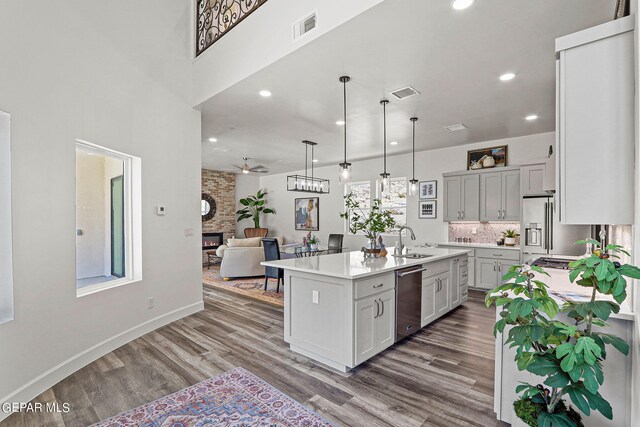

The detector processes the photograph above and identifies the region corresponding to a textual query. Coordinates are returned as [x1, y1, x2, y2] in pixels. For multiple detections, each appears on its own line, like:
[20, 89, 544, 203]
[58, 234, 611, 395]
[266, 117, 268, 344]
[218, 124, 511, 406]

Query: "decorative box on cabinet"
[556, 16, 634, 225]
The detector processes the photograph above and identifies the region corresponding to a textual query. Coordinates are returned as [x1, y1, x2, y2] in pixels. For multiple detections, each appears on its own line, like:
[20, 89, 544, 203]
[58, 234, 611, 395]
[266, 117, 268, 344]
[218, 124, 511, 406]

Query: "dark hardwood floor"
[4, 285, 507, 427]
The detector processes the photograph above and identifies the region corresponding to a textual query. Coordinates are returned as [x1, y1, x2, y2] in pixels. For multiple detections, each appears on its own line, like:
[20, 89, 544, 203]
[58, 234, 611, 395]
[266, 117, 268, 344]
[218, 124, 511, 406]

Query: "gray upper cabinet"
[461, 174, 480, 221]
[480, 172, 502, 221]
[443, 174, 479, 221]
[556, 16, 635, 225]
[444, 176, 462, 222]
[445, 168, 519, 222]
[520, 164, 545, 196]
[501, 170, 521, 221]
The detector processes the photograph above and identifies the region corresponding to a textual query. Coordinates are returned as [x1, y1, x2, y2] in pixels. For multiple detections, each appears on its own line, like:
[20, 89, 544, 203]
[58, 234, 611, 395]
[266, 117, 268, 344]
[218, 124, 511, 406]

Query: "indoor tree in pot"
[236, 189, 276, 238]
[486, 239, 640, 427]
[340, 193, 395, 257]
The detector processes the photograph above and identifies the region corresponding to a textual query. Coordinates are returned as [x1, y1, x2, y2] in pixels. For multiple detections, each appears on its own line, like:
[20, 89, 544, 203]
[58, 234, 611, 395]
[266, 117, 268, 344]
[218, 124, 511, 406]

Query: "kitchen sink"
[393, 253, 433, 259]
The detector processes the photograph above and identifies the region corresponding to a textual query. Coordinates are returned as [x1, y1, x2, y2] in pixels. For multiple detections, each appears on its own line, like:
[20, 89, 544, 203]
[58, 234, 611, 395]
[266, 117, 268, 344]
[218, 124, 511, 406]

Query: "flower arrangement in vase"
[303, 232, 319, 250]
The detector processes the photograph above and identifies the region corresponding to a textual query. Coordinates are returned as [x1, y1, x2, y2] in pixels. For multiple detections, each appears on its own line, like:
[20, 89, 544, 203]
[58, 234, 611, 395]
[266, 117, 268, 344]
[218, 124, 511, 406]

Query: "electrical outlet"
[312, 290, 319, 304]
[147, 297, 154, 309]
[472, 227, 477, 235]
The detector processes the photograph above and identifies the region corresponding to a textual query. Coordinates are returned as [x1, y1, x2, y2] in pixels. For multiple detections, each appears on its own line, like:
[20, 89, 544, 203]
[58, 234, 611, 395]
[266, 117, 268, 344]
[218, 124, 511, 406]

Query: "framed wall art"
[419, 200, 437, 219]
[295, 197, 319, 231]
[467, 145, 508, 170]
[419, 180, 437, 199]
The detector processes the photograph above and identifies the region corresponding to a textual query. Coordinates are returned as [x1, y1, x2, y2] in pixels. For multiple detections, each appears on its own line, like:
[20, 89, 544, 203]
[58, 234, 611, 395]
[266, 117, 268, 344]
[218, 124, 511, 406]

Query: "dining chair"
[262, 238, 284, 292]
[327, 234, 344, 254]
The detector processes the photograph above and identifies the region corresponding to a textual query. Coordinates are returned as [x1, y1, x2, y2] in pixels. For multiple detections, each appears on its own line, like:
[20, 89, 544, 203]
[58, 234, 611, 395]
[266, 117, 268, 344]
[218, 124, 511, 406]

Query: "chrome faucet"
[395, 226, 416, 256]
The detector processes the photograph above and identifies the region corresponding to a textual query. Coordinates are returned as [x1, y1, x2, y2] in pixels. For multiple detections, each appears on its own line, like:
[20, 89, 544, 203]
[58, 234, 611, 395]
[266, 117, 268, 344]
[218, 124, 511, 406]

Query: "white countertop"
[436, 242, 521, 251]
[536, 268, 634, 321]
[261, 247, 471, 280]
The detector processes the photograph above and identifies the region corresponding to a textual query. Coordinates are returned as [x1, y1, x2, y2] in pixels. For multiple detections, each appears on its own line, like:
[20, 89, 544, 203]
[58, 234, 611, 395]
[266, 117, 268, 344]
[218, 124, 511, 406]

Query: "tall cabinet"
[556, 16, 635, 225]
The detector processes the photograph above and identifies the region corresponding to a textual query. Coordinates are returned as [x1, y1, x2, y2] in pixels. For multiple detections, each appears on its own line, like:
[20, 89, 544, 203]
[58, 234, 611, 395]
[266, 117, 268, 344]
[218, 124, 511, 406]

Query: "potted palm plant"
[502, 229, 520, 246]
[236, 189, 276, 238]
[486, 239, 640, 426]
[340, 193, 396, 258]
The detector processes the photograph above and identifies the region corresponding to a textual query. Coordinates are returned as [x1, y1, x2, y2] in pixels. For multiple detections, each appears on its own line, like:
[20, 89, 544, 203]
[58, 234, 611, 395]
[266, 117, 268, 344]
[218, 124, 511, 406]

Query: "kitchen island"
[262, 247, 470, 372]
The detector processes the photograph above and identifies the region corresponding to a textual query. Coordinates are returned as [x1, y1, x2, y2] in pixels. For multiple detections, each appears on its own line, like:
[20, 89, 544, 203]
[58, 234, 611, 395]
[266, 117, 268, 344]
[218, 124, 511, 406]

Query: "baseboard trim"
[0, 300, 204, 422]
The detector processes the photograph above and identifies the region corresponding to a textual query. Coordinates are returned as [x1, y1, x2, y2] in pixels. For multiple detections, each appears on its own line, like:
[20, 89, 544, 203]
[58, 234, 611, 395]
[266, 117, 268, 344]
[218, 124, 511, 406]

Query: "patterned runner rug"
[202, 265, 284, 306]
[93, 367, 335, 426]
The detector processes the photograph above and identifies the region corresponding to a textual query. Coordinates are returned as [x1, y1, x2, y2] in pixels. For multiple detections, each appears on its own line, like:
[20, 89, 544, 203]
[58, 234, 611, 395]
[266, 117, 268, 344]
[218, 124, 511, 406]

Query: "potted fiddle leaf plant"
[486, 239, 640, 427]
[340, 193, 395, 258]
[236, 189, 275, 238]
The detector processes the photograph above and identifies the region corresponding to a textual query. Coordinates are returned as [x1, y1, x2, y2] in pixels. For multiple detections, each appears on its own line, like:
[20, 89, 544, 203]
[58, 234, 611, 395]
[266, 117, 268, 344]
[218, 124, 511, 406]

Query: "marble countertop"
[261, 247, 470, 280]
[435, 242, 521, 251]
[536, 268, 634, 321]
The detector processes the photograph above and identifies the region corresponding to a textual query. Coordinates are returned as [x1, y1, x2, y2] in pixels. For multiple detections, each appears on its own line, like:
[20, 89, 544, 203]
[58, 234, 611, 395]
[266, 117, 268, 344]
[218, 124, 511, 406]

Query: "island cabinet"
[421, 259, 452, 327]
[450, 256, 469, 309]
[354, 288, 395, 365]
[267, 249, 471, 372]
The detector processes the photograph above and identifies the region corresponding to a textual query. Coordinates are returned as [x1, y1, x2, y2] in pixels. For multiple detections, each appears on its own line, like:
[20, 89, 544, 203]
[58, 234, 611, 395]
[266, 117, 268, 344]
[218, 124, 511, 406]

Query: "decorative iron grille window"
[196, 0, 269, 57]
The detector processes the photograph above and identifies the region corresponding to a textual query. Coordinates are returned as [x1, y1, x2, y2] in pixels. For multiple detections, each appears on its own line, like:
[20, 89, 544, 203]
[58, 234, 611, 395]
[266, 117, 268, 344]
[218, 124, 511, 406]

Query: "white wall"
[192, 0, 383, 106]
[0, 0, 202, 418]
[0, 112, 13, 325]
[76, 152, 107, 279]
[235, 174, 262, 237]
[260, 132, 554, 249]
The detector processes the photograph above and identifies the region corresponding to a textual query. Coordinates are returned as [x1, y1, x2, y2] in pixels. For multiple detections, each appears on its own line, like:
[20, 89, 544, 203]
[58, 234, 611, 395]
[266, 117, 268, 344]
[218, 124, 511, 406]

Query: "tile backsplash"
[448, 222, 521, 244]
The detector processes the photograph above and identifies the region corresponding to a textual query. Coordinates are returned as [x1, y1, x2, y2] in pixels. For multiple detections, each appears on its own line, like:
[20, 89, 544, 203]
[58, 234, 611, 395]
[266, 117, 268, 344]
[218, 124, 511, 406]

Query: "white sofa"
[216, 236, 284, 279]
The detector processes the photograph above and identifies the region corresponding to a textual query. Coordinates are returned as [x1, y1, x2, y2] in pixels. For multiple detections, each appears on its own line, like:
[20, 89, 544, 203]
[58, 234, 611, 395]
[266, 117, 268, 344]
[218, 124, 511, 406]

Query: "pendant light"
[408, 117, 419, 196]
[287, 140, 330, 194]
[338, 76, 352, 184]
[378, 99, 390, 192]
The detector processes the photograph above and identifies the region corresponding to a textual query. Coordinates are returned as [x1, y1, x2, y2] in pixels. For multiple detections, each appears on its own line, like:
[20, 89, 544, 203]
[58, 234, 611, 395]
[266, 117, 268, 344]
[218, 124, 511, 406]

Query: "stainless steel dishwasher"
[395, 265, 426, 342]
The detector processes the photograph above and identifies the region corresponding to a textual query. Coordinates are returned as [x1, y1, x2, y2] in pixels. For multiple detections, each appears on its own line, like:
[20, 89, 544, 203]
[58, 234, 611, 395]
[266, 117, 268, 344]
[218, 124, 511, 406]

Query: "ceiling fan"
[233, 157, 269, 174]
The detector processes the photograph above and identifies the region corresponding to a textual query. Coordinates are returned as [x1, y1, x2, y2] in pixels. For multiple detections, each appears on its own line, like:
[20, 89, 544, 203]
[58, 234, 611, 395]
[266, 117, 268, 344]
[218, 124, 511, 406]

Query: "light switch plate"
[157, 206, 166, 216]
[312, 290, 319, 304]
[184, 228, 194, 237]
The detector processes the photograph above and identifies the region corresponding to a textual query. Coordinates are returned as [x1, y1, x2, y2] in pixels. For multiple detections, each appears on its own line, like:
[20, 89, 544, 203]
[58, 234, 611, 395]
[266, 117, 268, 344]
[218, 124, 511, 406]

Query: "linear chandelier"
[287, 140, 330, 194]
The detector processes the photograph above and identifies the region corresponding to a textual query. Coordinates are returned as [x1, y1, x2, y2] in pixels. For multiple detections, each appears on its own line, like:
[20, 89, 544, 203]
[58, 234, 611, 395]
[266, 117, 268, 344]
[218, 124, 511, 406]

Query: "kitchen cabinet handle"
[461, 210, 464, 219]
[373, 283, 384, 288]
[493, 262, 496, 271]
[374, 299, 380, 318]
[502, 209, 506, 219]
[492, 253, 503, 257]
[379, 299, 384, 317]
[457, 211, 461, 219]
[498, 261, 502, 271]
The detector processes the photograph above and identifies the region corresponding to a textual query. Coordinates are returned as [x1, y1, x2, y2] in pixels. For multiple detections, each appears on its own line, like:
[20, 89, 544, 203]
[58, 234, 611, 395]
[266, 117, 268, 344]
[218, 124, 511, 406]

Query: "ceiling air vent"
[444, 123, 468, 132]
[293, 11, 317, 40]
[389, 86, 420, 100]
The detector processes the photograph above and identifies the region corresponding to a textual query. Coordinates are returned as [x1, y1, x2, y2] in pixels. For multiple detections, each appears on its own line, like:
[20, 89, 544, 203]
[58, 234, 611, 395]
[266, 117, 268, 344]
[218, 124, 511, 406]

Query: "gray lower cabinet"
[354, 288, 395, 365]
[435, 272, 450, 317]
[474, 257, 520, 289]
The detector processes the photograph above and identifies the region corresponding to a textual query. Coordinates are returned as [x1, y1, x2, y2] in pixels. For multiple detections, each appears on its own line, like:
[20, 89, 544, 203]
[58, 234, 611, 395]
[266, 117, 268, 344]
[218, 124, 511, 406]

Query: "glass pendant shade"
[379, 172, 390, 193]
[338, 162, 352, 184]
[409, 179, 419, 196]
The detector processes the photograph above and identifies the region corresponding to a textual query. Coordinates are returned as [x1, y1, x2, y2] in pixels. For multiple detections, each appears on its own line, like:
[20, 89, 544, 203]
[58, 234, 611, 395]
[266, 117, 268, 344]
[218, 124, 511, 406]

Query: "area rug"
[93, 367, 335, 427]
[203, 265, 284, 306]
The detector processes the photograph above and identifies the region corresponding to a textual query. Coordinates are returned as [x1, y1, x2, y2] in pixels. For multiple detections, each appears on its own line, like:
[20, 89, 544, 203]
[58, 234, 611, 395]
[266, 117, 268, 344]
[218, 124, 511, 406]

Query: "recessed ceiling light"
[499, 72, 516, 81]
[208, 137, 218, 142]
[390, 141, 398, 145]
[259, 90, 272, 97]
[336, 120, 345, 125]
[452, 0, 474, 10]
[312, 159, 319, 163]
[526, 114, 539, 121]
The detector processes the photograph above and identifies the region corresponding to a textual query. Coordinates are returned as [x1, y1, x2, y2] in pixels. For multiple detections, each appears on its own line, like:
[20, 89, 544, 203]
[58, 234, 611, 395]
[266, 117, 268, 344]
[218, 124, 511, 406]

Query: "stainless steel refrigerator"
[521, 195, 590, 264]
